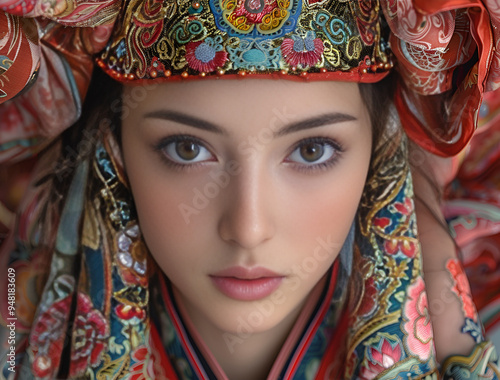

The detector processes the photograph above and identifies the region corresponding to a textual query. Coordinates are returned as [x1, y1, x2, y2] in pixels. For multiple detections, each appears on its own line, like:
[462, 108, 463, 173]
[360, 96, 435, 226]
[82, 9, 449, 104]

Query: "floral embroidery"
[360, 337, 403, 379]
[69, 293, 110, 377]
[30, 295, 72, 378]
[402, 276, 434, 362]
[185, 37, 228, 73]
[373, 216, 391, 229]
[392, 197, 413, 216]
[128, 346, 156, 380]
[115, 304, 146, 322]
[446, 258, 478, 322]
[384, 238, 417, 258]
[227, 38, 281, 70]
[281, 31, 324, 67]
[218, 0, 296, 35]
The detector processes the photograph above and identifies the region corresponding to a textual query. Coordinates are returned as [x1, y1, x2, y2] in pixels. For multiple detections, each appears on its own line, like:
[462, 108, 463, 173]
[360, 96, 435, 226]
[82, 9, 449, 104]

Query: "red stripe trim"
[282, 261, 340, 380]
[314, 307, 349, 380]
[150, 322, 181, 379]
[158, 275, 210, 379]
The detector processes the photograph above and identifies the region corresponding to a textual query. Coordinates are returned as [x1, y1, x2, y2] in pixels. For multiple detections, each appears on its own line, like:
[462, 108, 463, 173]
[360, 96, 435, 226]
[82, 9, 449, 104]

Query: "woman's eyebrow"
[274, 113, 357, 137]
[144, 110, 227, 135]
[143, 110, 357, 137]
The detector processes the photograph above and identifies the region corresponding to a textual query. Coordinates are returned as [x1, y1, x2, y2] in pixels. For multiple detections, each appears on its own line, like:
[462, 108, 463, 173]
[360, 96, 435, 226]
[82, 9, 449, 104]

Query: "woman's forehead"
[122, 79, 367, 118]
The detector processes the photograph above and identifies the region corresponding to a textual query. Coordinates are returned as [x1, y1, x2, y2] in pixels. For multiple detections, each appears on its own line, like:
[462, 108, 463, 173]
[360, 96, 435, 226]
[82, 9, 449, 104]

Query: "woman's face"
[121, 79, 372, 337]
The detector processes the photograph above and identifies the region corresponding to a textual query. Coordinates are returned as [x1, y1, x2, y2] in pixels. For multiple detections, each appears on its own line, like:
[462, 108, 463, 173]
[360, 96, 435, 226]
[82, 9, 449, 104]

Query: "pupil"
[300, 143, 323, 162]
[176, 141, 200, 160]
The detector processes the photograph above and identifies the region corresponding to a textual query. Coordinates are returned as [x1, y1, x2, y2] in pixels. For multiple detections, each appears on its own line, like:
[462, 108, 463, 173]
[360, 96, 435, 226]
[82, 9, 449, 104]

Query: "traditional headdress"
[1, 0, 500, 378]
[96, 0, 392, 82]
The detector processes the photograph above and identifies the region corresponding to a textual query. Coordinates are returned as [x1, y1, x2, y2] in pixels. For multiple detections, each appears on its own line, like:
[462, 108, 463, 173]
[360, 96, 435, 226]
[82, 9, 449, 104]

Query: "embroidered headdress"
[96, 0, 392, 82]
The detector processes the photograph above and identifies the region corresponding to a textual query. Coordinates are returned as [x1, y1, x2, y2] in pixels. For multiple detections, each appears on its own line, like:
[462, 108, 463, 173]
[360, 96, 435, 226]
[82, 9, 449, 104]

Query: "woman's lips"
[210, 266, 284, 301]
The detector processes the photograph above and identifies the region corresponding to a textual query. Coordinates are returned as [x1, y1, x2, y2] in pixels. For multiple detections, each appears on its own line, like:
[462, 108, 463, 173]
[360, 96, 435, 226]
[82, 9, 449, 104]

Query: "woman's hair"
[359, 72, 398, 156]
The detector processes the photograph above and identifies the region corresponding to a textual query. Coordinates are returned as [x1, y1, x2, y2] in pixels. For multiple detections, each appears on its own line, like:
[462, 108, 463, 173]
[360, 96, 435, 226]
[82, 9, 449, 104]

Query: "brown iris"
[175, 141, 200, 160]
[300, 142, 324, 162]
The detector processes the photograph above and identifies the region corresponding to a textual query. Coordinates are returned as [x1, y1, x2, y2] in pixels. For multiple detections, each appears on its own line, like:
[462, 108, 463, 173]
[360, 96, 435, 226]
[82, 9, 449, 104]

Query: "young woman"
[1, 0, 499, 378]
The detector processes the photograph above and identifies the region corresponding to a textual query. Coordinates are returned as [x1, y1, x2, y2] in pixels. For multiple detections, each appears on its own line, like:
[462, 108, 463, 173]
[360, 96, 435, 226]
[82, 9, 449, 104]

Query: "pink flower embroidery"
[69, 293, 110, 377]
[360, 338, 403, 379]
[384, 238, 417, 258]
[446, 258, 478, 322]
[185, 38, 227, 73]
[402, 276, 434, 361]
[281, 32, 324, 67]
[115, 303, 146, 321]
[30, 295, 72, 378]
[373, 216, 391, 229]
[393, 197, 413, 215]
[129, 346, 156, 380]
[230, 0, 277, 24]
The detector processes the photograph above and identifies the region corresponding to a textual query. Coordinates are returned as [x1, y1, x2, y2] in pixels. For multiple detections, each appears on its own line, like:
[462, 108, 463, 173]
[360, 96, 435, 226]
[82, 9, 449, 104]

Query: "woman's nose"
[217, 168, 276, 250]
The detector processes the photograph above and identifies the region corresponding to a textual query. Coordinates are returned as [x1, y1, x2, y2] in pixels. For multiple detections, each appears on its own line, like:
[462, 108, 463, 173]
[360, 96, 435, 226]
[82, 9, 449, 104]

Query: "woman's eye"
[287, 139, 340, 166]
[160, 137, 213, 164]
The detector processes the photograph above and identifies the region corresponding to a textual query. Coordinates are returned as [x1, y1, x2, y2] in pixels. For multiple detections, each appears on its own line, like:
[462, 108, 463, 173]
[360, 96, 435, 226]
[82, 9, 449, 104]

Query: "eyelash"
[153, 134, 212, 172]
[153, 135, 344, 174]
[285, 137, 344, 174]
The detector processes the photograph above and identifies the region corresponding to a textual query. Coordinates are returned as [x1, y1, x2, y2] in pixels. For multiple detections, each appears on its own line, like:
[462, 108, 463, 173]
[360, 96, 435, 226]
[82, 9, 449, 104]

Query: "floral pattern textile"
[381, 0, 500, 156]
[97, 0, 390, 82]
[444, 88, 500, 348]
[0, 0, 119, 163]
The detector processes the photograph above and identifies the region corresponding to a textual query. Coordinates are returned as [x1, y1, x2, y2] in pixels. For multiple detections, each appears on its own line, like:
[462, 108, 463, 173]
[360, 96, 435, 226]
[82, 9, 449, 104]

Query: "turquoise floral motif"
[227, 38, 281, 69]
[312, 10, 353, 46]
[171, 20, 205, 44]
